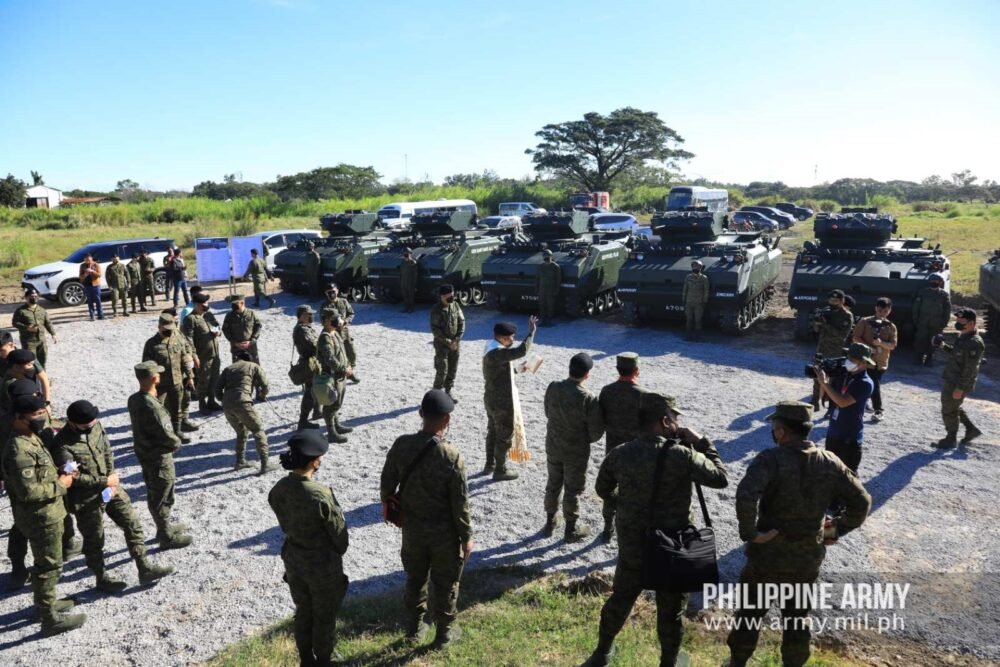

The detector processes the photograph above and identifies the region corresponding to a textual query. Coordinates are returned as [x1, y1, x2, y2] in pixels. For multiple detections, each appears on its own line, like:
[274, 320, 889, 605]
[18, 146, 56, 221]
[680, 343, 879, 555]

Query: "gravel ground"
[1, 293, 999, 666]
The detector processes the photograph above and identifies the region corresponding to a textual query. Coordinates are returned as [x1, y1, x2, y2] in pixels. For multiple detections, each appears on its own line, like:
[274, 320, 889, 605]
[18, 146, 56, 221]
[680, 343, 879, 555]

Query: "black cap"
[493, 321, 517, 336]
[439, 284, 454, 296]
[288, 429, 329, 458]
[12, 394, 46, 415]
[8, 349, 35, 365]
[420, 389, 455, 417]
[569, 352, 594, 375]
[955, 308, 977, 322]
[326, 283, 339, 293]
[67, 400, 99, 424]
[192, 292, 210, 304]
[9, 379, 40, 398]
[24, 287, 38, 296]
[233, 348, 253, 362]
[828, 289, 845, 299]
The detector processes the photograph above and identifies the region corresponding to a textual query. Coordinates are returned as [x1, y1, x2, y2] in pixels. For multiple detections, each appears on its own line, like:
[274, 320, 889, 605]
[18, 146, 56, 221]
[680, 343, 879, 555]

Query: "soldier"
[127, 361, 193, 549]
[585, 393, 728, 667]
[303, 241, 322, 298]
[726, 401, 871, 667]
[380, 390, 472, 649]
[270, 429, 349, 665]
[216, 349, 271, 474]
[543, 353, 604, 541]
[482, 318, 537, 481]
[168, 307, 199, 434]
[142, 313, 197, 443]
[682, 259, 710, 340]
[244, 247, 276, 308]
[127, 253, 145, 313]
[536, 248, 561, 327]
[400, 248, 419, 313]
[912, 273, 951, 366]
[52, 400, 174, 592]
[1, 348, 52, 413]
[852, 297, 898, 421]
[12, 287, 57, 369]
[293, 305, 322, 429]
[106, 252, 131, 318]
[809, 289, 854, 412]
[139, 249, 157, 307]
[933, 308, 985, 448]
[222, 294, 262, 364]
[318, 313, 354, 444]
[322, 283, 361, 383]
[430, 284, 464, 401]
[182, 292, 222, 414]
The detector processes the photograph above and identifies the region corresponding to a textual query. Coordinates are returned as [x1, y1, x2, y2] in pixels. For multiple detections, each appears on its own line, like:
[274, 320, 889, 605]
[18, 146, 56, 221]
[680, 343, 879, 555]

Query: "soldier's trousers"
[75, 488, 148, 576]
[158, 384, 184, 436]
[25, 340, 47, 370]
[110, 286, 129, 314]
[321, 378, 347, 436]
[539, 293, 558, 323]
[913, 324, 939, 363]
[485, 405, 514, 466]
[299, 379, 317, 428]
[224, 401, 268, 460]
[306, 272, 321, 298]
[727, 541, 824, 667]
[282, 543, 348, 663]
[17, 515, 64, 623]
[685, 302, 705, 334]
[601, 436, 628, 527]
[142, 275, 156, 305]
[139, 454, 176, 538]
[251, 278, 268, 305]
[6, 497, 28, 572]
[342, 332, 357, 367]
[598, 562, 687, 664]
[196, 353, 220, 401]
[129, 285, 141, 311]
[433, 344, 459, 391]
[402, 287, 416, 312]
[544, 454, 588, 523]
[401, 527, 465, 628]
[941, 383, 976, 437]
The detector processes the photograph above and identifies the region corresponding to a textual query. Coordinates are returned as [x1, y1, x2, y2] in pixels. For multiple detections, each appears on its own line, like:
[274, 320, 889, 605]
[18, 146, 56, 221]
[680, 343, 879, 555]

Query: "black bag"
[641, 444, 719, 592]
[383, 437, 438, 528]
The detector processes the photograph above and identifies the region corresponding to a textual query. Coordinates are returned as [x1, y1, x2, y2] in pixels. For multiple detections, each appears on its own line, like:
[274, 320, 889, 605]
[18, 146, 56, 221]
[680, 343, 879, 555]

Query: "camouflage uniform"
[106, 260, 131, 316]
[682, 270, 710, 337]
[482, 332, 534, 471]
[139, 255, 156, 306]
[912, 286, 951, 364]
[380, 432, 472, 635]
[939, 330, 985, 442]
[595, 434, 728, 665]
[244, 256, 274, 306]
[317, 329, 350, 440]
[182, 309, 222, 406]
[536, 260, 561, 325]
[400, 257, 419, 312]
[543, 378, 604, 527]
[12, 303, 55, 369]
[269, 473, 349, 665]
[811, 306, 854, 408]
[142, 329, 194, 438]
[126, 260, 144, 311]
[293, 321, 320, 429]
[430, 301, 465, 392]
[215, 359, 269, 468]
[222, 307, 262, 363]
[304, 248, 322, 297]
[598, 376, 647, 530]
[728, 435, 871, 667]
[127, 390, 182, 540]
[322, 296, 357, 366]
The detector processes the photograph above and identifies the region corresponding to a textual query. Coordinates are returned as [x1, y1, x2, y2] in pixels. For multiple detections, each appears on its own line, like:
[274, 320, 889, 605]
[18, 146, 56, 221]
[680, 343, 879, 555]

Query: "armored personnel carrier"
[789, 208, 951, 340]
[981, 248, 1000, 343]
[481, 210, 630, 317]
[272, 211, 390, 301]
[367, 210, 503, 306]
[617, 210, 782, 333]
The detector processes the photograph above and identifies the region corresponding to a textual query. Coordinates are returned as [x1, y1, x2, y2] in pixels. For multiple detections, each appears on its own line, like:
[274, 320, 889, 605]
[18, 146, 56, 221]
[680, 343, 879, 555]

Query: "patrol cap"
[828, 289, 845, 299]
[326, 283, 340, 293]
[233, 348, 253, 362]
[638, 392, 684, 421]
[158, 314, 176, 331]
[67, 400, 99, 424]
[569, 352, 594, 376]
[616, 352, 639, 373]
[955, 307, 977, 321]
[24, 286, 38, 296]
[7, 349, 36, 365]
[765, 400, 814, 424]
[192, 292, 210, 304]
[288, 428, 329, 458]
[12, 393, 46, 415]
[494, 321, 517, 336]
[439, 284, 455, 296]
[843, 342, 876, 366]
[134, 360, 165, 380]
[229, 293, 246, 303]
[9, 379, 41, 398]
[691, 260, 704, 268]
[421, 389, 455, 417]
[296, 304, 315, 316]
[542, 249, 553, 257]
[928, 273, 945, 283]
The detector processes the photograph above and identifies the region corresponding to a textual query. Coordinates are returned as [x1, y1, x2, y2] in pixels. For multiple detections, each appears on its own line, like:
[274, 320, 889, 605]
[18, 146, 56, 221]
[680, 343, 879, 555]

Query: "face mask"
[27, 297, 38, 304]
[22, 367, 36, 379]
[112, 258, 119, 264]
[28, 416, 46, 435]
[771, 429, 779, 445]
[160, 329, 171, 339]
[845, 360, 860, 373]
[445, 296, 454, 304]
[76, 425, 93, 435]
[955, 321, 965, 331]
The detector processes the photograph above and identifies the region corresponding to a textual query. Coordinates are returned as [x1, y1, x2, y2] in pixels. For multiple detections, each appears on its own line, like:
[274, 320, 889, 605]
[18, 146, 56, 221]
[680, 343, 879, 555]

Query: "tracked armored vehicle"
[789, 208, 951, 340]
[617, 210, 782, 333]
[981, 249, 1000, 343]
[272, 211, 389, 301]
[367, 210, 502, 306]
[481, 210, 630, 318]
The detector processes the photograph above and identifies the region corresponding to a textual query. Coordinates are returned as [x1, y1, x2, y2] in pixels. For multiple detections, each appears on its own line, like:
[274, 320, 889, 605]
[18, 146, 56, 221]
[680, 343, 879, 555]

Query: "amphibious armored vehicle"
[981, 249, 1000, 343]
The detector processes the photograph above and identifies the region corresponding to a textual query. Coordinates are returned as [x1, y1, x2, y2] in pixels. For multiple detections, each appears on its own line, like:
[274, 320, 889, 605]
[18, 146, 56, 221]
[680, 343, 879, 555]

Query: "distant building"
[26, 185, 63, 209]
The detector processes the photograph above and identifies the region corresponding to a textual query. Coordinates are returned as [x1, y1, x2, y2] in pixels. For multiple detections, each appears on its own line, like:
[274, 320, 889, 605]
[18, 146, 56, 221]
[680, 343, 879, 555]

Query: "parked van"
[376, 199, 478, 229]
[498, 202, 546, 217]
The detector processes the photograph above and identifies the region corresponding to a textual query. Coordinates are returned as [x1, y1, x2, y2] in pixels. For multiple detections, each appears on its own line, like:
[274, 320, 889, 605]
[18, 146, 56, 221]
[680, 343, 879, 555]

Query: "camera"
[804, 354, 848, 379]
[810, 307, 832, 323]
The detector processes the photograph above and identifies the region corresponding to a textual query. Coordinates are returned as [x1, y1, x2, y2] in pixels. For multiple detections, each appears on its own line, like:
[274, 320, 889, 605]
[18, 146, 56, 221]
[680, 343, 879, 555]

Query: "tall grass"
[0, 238, 29, 268]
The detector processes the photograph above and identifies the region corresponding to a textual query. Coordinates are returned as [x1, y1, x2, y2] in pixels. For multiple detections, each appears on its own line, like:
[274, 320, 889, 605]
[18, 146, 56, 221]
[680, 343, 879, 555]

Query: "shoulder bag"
[383, 437, 439, 528]
[288, 342, 320, 386]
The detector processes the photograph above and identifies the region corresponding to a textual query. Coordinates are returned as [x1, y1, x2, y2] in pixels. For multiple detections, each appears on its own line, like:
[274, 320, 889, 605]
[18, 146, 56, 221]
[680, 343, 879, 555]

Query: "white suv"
[251, 229, 323, 271]
[22, 238, 174, 306]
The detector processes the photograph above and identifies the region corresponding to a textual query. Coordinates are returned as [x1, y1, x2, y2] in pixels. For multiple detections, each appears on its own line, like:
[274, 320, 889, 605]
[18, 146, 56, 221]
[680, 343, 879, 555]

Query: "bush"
[819, 200, 838, 212]
[912, 201, 947, 213]
[0, 238, 29, 268]
[225, 218, 259, 237]
[945, 208, 961, 219]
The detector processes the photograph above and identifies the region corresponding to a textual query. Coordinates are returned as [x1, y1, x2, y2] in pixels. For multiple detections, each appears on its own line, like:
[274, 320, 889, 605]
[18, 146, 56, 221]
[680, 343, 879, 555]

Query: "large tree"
[525, 107, 693, 191]
[0, 174, 28, 207]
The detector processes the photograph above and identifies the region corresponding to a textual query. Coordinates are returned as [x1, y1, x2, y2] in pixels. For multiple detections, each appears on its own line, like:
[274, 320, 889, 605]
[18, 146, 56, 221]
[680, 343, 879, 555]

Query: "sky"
[1, 0, 998, 192]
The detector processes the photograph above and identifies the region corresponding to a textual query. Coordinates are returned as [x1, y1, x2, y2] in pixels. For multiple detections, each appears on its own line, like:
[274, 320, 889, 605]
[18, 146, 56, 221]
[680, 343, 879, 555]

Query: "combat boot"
[405, 618, 432, 643]
[181, 418, 200, 432]
[564, 520, 591, 543]
[35, 598, 76, 619]
[446, 390, 459, 405]
[159, 532, 194, 550]
[543, 513, 560, 538]
[268, 297, 277, 308]
[961, 426, 983, 445]
[582, 642, 616, 667]
[431, 622, 462, 649]
[326, 419, 348, 444]
[349, 373, 361, 384]
[41, 611, 87, 636]
[95, 574, 128, 594]
[234, 442, 254, 470]
[6, 567, 30, 591]
[334, 418, 354, 434]
[257, 458, 275, 476]
[933, 435, 958, 449]
[63, 536, 83, 559]
[137, 559, 175, 586]
[179, 432, 192, 444]
[492, 465, 519, 482]
[600, 521, 614, 543]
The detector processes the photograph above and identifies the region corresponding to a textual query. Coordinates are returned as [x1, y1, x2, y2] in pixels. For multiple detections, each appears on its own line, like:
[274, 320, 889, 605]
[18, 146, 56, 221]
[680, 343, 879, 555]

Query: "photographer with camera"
[810, 290, 856, 413]
[852, 297, 898, 421]
[813, 343, 875, 474]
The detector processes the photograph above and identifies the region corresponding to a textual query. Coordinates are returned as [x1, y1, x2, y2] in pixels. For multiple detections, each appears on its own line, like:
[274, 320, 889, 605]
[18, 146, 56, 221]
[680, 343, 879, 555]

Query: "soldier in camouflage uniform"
[127, 254, 145, 312]
[167, 308, 200, 434]
[912, 273, 952, 366]
[127, 361, 193, 549]
[270, 428, 349, 666]
[12, 287, 57, 369]
[543, 353, 604, 541]
[726, 401, 871, 667]
[482, 318, 537, 481]
[380, 390, 472, 649]
[106, 253, 131, 317]
[244, 248, 276, 308]
[682, 259, 710, 340]
[293, 305, 322, 429]
[430, 284, 464, 400]
[810, 289, 855, 411]
[143, 313, 196, 443]
[318, 313, 354, 444]
[586, 393, 728, 667]
[222, 294, 262, 364]
[536, 248, 561, 326]
[933, 308, 986, 448]
[139, 249, 157, 307]
[322, 283, 360, 382]
[182, 292, 223, 413]
[399, 248, 419, 313]
[1, 394, 87, 636]
[52, 400, 174, 592]
[216, 350, 271, 474]
[303, 242, 322, 298]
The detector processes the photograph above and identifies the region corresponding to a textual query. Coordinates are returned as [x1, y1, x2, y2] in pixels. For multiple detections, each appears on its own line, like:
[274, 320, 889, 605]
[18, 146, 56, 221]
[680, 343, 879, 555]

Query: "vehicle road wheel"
[364, 284, 375, 301]
[153, 270, 167, 295]
[456, 289, 471, 306]
[470, 285, 486, 305]
[583, 298, 596, 317]
[348, 286, 365, 302]
[594, 294, 606, 315]
[57, 281, 86, 307]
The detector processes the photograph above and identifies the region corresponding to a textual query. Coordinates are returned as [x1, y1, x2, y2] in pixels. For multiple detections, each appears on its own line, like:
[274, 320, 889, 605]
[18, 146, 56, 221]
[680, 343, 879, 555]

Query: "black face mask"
[28, 416, 47, 435]
[76, 426, 93, 435]
[22, 367, 36, 379]
[27, 297, 38, 304]
[771, 429, 779, 445]
[445, 296, 454, 304]
[955, 321, 966, 331]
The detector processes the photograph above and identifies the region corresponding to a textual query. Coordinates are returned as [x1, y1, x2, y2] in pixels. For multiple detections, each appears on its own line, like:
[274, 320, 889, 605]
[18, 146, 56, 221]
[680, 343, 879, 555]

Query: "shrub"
[0, 238, 29, 268]
[819, 200, 838, 212]
[945, 209, 961, 219]
[225, 218, 259, 237]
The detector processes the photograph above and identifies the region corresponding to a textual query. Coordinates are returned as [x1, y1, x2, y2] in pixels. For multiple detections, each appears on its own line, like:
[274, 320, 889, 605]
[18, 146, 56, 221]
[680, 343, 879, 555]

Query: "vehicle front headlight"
[24, 271, 59, 280]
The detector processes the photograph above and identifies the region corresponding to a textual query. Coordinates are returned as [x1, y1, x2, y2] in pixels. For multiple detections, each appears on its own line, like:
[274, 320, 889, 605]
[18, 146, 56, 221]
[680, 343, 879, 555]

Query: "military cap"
[296, 304, 315, 316]
[9, 379, 40, 398]
[494, 321, 517, 336]
[569, 352, 594, 374]
[67, 400, 99, 424]
[190, 285, 204, 294]
[616, 352, 639, 372]
[233, 348, 253, 362]
[439, 284, 455, 295]
[765, 400, 814, 423]
[844, 342, 876, 366]
[691, 259, 704, 268]
[639, 392, 684, 417]
[928, 273, 945, 283]
[192, 292, 210, 304]
[326, 283, 340, 293]
[7, 349, 36, 365]
[542, 249, 553, 257]
[828, 289, 845, 299]
[23, 286, 38, 296]
[229, 293, 246, 303]
[12, 393, 46, 415]
[420, 389, 455, 417]
[288, 428, 329, 458]
[955, 307, 977, 321]
[134, 360, 165, 380]
[158, 314, 176, 330]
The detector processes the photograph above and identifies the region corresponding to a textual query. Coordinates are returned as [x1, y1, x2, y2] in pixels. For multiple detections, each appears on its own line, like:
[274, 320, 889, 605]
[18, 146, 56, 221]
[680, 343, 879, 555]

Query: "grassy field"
[207, 567, 867, 667]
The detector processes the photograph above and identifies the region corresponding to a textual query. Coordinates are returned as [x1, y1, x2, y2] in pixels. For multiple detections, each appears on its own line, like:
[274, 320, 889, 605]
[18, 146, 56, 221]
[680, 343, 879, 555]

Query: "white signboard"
[195, 237, 231, 283]
[230, 236, 265, 279]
